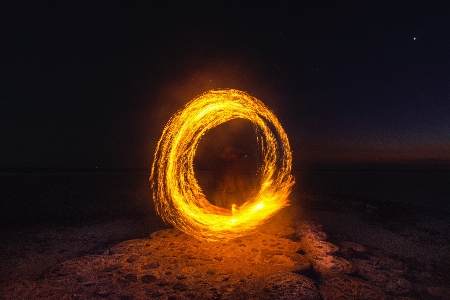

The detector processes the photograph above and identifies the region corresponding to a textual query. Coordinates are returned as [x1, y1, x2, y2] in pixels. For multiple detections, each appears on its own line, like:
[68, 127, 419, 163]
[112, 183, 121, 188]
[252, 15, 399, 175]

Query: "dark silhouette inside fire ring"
[193, 118, 259, 210]
[213, 146, 249, 209]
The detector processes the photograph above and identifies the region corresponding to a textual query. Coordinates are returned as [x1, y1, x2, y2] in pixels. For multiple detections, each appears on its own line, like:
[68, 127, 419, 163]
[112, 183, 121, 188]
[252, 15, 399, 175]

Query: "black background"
[2, 1, 450, 169]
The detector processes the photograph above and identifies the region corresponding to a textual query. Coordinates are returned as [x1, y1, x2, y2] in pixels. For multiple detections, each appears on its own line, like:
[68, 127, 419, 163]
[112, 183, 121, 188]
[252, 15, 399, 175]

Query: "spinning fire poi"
[150, 89, 294, 241]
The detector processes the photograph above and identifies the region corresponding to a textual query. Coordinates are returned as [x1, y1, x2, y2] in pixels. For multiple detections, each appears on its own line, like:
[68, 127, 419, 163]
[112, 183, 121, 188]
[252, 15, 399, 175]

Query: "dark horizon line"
[0, 167, 151, 174]
[1, 160, 450, 174]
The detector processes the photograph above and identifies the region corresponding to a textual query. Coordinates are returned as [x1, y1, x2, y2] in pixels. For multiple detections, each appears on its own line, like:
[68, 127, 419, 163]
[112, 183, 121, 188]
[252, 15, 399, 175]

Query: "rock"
[102, 264, 122, 272]
[2, 220, 426, 299]
[310, 254, 354, 277]
[126, 255, 139, 263]
[341, 241, 366, 252]
[172, 282, 188, 291]
[141, 274, 157, 283]
[121, 273, 138, 282]
[0, 280, 36, 299]
[261, 272, 321, 300]
[426, 286, 450, 300]
[351, 257, 412, 295]
[320, 276, 387, 300]
[340, 241, 367, 258]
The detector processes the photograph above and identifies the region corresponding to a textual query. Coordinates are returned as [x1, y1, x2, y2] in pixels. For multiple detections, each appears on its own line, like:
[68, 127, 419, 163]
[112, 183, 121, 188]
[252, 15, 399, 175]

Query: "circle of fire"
[150, 89, 294, 241]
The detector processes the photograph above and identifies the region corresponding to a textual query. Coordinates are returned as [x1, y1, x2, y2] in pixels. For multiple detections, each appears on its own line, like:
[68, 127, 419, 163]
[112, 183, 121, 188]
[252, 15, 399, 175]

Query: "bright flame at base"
[150, 89, 294, 241]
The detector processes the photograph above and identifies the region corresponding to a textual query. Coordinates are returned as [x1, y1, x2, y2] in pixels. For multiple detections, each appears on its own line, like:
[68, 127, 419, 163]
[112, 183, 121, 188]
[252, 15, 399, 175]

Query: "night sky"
[2, 1, 450, 169]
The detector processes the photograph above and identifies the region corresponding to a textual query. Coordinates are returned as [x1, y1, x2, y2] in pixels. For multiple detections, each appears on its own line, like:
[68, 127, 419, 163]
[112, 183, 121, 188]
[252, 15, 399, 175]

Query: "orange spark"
[150, 89, 294, 241]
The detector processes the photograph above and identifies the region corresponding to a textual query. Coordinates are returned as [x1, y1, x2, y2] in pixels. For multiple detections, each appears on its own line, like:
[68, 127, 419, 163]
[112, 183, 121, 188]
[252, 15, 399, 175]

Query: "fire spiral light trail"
[150, 89, 294, 241]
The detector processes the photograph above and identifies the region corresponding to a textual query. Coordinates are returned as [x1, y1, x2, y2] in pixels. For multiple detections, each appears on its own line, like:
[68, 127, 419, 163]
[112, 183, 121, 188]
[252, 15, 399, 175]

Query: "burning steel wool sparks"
[150, 89, 294, 241]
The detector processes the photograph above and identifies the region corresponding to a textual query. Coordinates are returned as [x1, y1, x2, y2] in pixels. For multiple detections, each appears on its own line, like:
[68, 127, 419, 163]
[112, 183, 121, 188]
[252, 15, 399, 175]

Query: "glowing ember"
[150, 89, 294, 241]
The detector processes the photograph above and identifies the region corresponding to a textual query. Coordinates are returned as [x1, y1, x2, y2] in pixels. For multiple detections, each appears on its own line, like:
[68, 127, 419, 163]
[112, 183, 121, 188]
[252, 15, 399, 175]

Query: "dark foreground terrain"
[0, 166, 449, 299]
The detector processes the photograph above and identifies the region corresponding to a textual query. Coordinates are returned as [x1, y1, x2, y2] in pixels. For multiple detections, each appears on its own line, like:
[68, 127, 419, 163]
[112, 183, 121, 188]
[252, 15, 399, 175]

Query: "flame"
[150, 89, 294, 241]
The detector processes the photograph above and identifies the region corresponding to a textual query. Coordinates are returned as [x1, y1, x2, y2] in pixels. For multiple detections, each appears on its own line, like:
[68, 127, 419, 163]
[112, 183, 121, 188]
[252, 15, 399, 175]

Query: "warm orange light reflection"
[150, 89, 294, 241]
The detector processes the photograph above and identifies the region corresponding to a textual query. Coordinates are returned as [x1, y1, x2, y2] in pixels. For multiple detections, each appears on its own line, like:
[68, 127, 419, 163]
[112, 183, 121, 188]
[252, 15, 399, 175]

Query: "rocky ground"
[1, 197, 449, 300]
